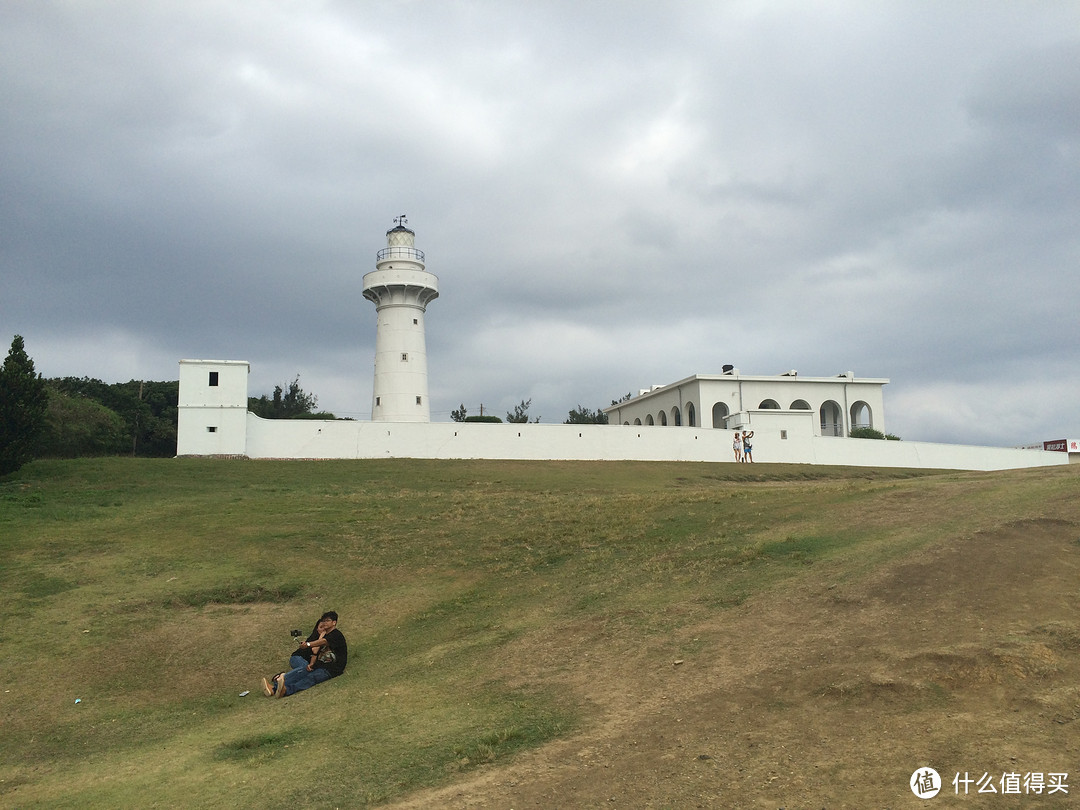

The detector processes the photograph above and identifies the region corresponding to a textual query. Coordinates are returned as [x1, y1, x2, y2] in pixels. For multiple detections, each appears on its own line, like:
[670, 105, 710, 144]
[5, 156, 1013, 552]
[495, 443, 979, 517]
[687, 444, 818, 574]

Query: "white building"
[176, 359, 250, 457]
[603, 368, 888, 439]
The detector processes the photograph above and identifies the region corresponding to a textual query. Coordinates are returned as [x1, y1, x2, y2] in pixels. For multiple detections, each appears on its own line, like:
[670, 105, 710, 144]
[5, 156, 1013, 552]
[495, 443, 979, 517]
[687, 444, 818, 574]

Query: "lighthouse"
[363, 216, 439, 422]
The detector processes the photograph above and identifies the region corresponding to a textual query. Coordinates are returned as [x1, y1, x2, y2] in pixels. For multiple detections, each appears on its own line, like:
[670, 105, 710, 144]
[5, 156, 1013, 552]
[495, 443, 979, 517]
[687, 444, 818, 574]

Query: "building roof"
[603, 371, 889, 413]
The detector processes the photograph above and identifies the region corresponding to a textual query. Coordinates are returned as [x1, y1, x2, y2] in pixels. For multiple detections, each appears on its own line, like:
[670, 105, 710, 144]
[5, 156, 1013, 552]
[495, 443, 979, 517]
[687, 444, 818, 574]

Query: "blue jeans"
[281, 654, 330, 696]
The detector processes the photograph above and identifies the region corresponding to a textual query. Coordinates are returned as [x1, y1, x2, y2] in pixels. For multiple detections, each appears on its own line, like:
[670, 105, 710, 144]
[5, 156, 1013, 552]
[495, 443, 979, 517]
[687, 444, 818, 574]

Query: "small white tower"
[362, 216, 439, 422]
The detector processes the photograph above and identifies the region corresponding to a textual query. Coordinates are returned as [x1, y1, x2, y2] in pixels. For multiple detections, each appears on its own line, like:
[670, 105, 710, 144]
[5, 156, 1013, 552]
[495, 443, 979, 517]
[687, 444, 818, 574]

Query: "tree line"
[450, 396, 628, 424]
[0, 335, 184, 471]
[247, 375, 340, 420]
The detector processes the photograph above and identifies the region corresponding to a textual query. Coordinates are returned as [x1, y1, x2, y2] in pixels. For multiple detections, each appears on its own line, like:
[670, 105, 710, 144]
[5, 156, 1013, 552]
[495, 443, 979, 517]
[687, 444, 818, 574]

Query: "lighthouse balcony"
[377, 246, 425, 262]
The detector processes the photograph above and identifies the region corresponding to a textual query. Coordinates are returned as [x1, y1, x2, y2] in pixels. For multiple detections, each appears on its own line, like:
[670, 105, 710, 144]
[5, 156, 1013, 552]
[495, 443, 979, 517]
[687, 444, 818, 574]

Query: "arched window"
[686, 402, 696, 427]
[759, 399, 780, 409]
[671, 406, 681, 426]
[659, 411, 668, 426]
[790, 399, 811, 410]
[634, 418, 642, 426]
[820, 400, 843, 436]
[711, 402, 729, 428]
[645, 414, 655, 426]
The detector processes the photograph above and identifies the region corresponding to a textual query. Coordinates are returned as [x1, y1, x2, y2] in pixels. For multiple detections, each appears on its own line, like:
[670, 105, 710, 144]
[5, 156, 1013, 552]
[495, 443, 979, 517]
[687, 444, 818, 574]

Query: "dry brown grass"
[384, 470, 1080, 809]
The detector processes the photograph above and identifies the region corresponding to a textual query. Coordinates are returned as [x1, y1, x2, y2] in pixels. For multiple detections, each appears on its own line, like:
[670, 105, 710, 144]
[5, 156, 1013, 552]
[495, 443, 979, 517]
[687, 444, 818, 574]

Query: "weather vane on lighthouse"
[394, 214, 408, 227]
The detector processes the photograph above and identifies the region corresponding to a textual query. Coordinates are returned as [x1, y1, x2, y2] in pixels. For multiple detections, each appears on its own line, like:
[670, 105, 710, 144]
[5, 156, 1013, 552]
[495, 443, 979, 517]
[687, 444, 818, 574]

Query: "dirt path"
[386, 519, 1080, 808]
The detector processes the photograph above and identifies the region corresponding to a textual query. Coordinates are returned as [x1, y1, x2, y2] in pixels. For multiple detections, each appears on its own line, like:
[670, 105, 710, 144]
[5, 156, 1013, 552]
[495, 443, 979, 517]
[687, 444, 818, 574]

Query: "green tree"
[0, 335, 49, 475]
[451, 403, 468, 422]
[130, 380, 179, 456]
[565, 405, 609, 424]
[35, 385, 128, 458]
[248, 375, 332, 419]
[506, 398, 539, 423]
[50, 377, 179, 457]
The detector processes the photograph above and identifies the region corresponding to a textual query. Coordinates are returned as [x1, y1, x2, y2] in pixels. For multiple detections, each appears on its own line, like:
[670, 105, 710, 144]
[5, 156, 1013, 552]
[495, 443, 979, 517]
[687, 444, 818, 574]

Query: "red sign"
[1044, 439, 1067, 452]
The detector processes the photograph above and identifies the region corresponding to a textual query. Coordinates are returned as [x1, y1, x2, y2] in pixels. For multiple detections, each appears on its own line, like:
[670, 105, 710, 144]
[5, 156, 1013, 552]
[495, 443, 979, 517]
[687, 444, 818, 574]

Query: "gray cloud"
[2, 1, 1077, 445]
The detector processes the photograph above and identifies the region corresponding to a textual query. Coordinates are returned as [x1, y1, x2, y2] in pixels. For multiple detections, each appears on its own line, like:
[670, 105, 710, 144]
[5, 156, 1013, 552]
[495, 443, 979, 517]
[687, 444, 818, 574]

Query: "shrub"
[849, 427, 886, 440]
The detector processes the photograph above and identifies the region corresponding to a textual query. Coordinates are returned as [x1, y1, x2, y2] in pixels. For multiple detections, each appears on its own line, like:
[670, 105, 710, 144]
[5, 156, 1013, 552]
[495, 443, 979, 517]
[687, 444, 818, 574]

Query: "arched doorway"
[820, 400, 843, 436]
[850, 401, 873, 431]
[711, 402, 729, 428]
[686, 402, 696, 427]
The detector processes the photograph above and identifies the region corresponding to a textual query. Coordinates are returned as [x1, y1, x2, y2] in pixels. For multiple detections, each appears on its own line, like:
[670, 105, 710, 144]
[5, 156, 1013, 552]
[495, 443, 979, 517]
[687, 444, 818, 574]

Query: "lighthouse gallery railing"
[377, 246, 425, 262]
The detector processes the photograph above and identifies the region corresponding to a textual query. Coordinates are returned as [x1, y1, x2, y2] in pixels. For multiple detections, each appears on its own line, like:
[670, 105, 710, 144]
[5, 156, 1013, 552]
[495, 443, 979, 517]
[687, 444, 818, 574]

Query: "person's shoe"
[262, 677, 275, 697]
[274, 674, 287, 698]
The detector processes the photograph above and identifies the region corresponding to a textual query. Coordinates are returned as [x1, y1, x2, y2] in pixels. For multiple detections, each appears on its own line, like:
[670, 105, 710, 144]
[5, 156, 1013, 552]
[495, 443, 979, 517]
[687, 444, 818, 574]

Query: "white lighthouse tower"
[363, 216, 439, 422]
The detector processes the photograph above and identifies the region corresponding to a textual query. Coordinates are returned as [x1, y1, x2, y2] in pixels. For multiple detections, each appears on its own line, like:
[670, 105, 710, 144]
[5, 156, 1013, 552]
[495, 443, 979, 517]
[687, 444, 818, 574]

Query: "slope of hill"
[1, 459, 1077, 808]
[390, 515, 1080, 808]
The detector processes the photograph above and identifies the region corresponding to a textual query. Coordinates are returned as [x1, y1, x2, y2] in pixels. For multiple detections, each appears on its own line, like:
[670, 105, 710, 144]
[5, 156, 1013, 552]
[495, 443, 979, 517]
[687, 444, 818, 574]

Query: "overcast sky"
[2, 1, 1077, 447]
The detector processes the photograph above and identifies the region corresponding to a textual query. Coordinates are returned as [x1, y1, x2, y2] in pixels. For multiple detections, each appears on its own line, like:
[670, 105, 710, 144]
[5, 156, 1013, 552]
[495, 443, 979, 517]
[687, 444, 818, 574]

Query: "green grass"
[1, 457, 1076, 807]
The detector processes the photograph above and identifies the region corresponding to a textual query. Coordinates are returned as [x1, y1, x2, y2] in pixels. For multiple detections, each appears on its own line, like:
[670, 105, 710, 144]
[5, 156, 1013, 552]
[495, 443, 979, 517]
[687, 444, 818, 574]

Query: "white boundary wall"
[241, 415, 1067, 471]
[176, 359, 1070, 470]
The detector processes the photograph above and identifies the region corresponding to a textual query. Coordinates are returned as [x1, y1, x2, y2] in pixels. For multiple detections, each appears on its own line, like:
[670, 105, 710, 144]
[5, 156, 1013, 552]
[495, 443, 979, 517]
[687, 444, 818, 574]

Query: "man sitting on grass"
[263, 611, 347, 698]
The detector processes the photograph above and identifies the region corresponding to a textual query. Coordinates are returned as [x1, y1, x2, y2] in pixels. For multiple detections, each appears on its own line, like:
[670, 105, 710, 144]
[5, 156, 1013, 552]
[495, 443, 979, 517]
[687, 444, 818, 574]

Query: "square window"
[780, 430, 788, 439]
[416, 396, 422, 405]
[401, 352, 408, 361]
[207, 426, 217, 433]
[375, 397, 380, 406]
[209, 371, 219, 386]
[413, 318, 418, 325]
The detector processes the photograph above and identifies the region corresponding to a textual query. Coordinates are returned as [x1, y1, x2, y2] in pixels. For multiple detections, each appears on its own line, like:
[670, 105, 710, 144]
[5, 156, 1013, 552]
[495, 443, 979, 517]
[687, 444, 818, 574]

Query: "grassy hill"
[1, 458, 1077, 807]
